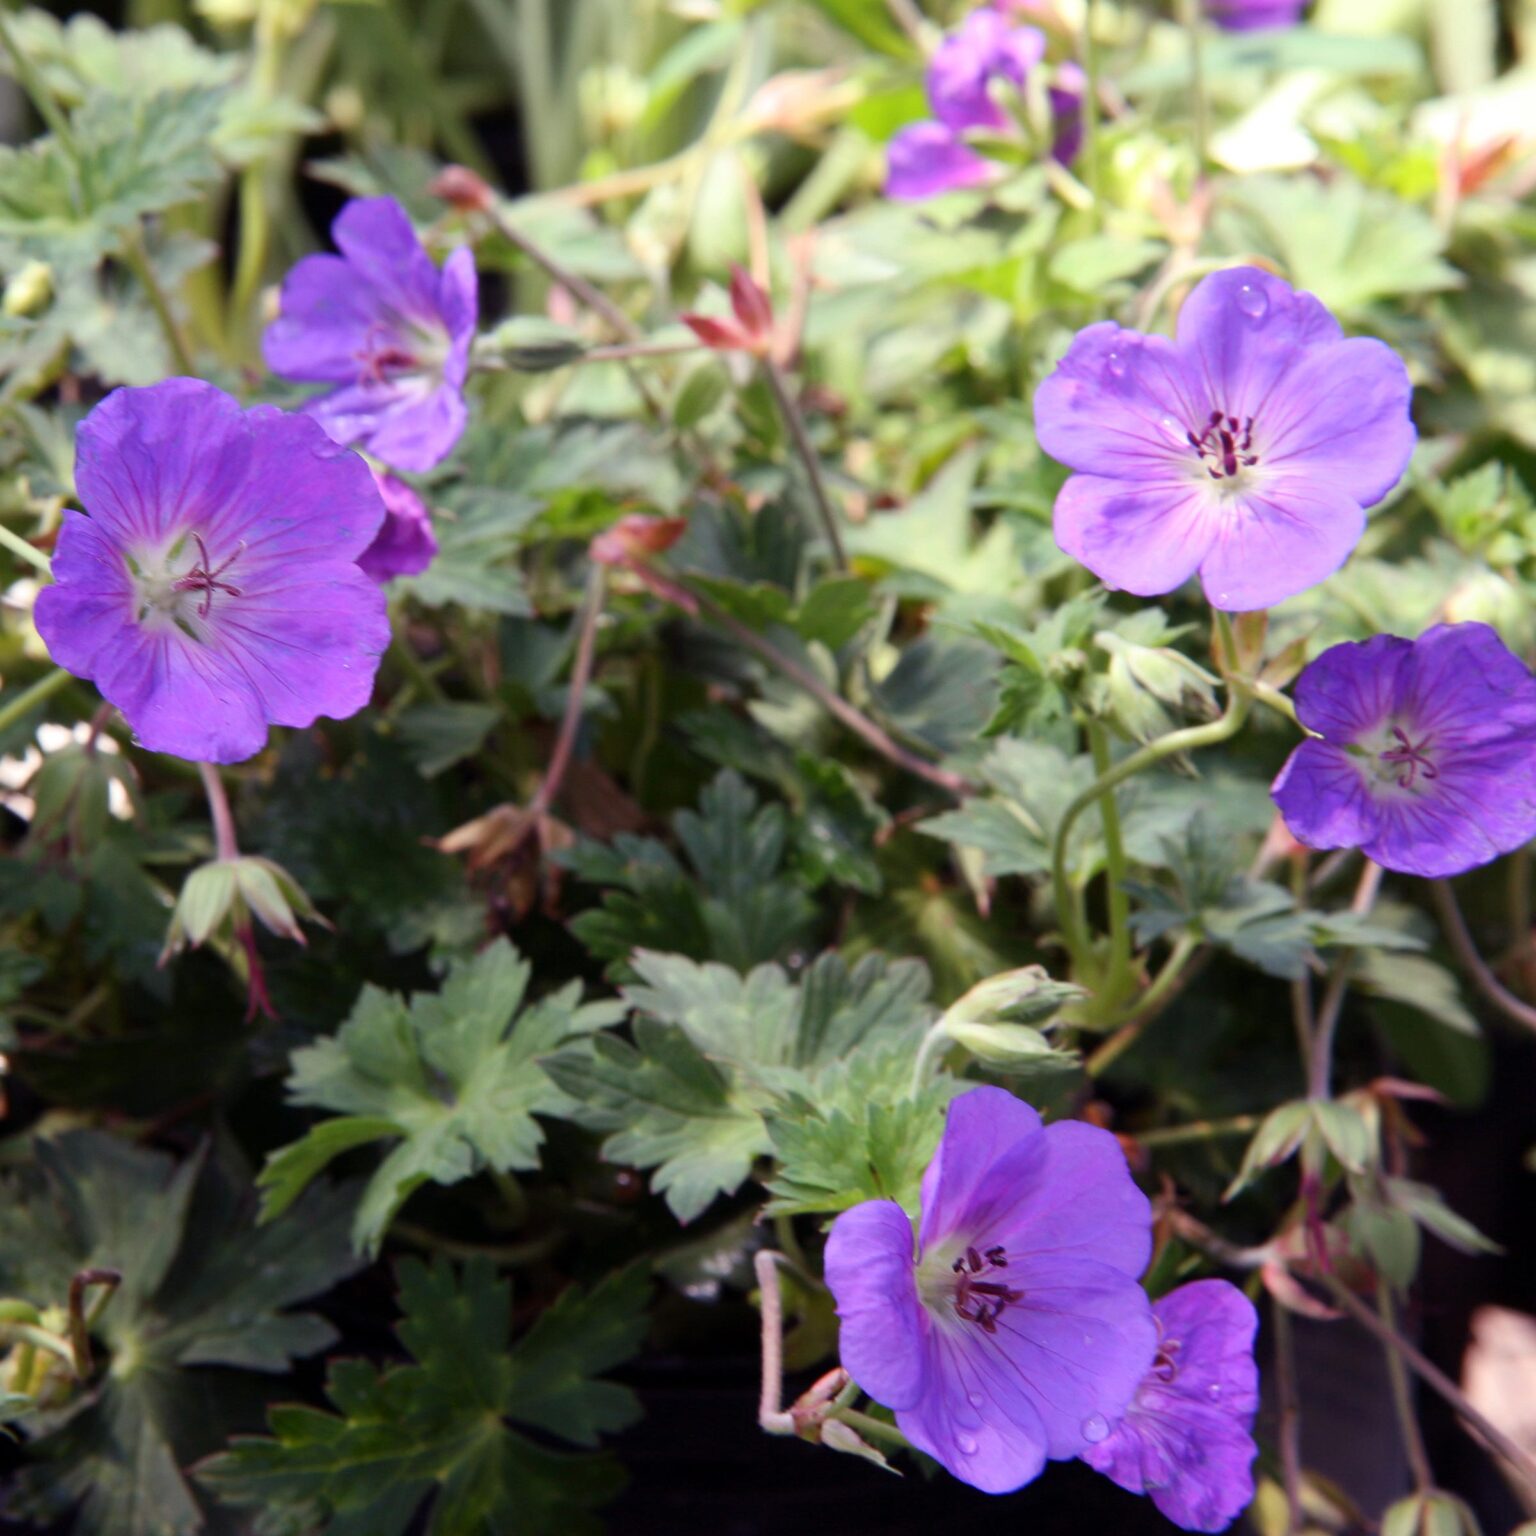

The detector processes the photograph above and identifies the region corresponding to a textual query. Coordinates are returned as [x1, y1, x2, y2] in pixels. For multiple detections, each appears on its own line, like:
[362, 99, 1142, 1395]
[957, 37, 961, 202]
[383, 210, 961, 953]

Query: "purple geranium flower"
[1081, 1280, 1260, 1532]
[1271, 622, 1536, 877]
[263, 197, 478, 474]
[886, 6, 1082, 200]
[34, 379, 390, 765]
[1034, 266, 1415, 611]
[1206, 0, 1308, 31]
[824, 1086, 1156, 1493]
[359, 469, 438, 584]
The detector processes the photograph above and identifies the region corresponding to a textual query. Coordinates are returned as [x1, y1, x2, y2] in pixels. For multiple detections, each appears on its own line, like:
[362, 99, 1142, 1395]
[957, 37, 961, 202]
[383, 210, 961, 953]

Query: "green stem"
[0, 521, 53, 576]
[227, 15, 284, 347]
[1133, 1113, 1260, 1149]
[1272, 1299, 1304, 1536]
[1431, 878, 1536, 1036]
[1052, 688, 1251, 989]
[1307, 859, 1384, 1100]
[0, 1321, 76, 1372]
[1177, 0, 1209, 176]
[1088, 720, 1133, 1008]
[763, 359, 849, 572]
[0, 668, 71, 737]
[389, 632, 448, 704]
[123, 230, 196, 374]
[1085, 933, 1201, 1074]
[910, 1020, 951, 1096]
[490, 1168, 528, 1227]
[1082, 0, 1101, 223]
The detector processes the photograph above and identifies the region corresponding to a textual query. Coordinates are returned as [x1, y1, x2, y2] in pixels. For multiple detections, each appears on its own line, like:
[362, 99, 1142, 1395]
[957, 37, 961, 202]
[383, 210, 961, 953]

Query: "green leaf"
[560, 770, 817, 973]
[794, 576, 877, 651]
[1355, 951, 1479, 1036]
[1387, 1178, 1503, 1256]
[799, 0, 918, 56]
[259, 940, 621, 1254]
[395, 702, 503, 777]
[199, 1256, 647, 1536]
[0, 1132, 358, 1536]
[547, 949, 933, 1223]
[398, 490, 538, 615]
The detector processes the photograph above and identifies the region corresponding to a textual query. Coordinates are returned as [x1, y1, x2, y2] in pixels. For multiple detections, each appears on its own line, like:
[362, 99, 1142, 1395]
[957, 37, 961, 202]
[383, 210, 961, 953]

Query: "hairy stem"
[1176, 0, 1210, 175]
[0, 668, 71, 738]
[0, 521, 53, 577]
[529, 565, 606, 819]
[687, 583, 974, 799]
[763, 359, 849, 572]
[1085, 935, 1205, 1075]
[1272, 1300, 1305, 1535]
[1088, 720, 1133, 1008]
[123, 229, 196, 374]
[197, 761, 241, 863]
[1134, 1113, 1261, 1149]
[755, 1250, 794, 1434]
[1431, 878, 1536, 1036]
[1082, 0, 1102, 222]
[1307, 860, 1384, 1100]
[1377, 1278, 1435, 1494]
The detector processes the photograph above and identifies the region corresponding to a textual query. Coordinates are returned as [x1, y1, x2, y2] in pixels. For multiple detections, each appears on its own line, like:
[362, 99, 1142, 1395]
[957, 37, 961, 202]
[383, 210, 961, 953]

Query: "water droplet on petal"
[1106, 351, 1126, 378]
[1081, 1414, 1110, 1445]
[956, 1433, 980, 1456]
[1236, 283, 1268, 320]
[1207, 1384, 1223, 1401]
[968, 1392, 985, 1409]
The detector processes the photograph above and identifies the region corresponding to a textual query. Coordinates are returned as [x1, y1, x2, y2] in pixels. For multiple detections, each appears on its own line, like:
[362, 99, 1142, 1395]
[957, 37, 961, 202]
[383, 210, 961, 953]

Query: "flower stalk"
[0, 521, 53, 577]
[1430, 878, 1536, 1036]
[0, 668, 71, 739]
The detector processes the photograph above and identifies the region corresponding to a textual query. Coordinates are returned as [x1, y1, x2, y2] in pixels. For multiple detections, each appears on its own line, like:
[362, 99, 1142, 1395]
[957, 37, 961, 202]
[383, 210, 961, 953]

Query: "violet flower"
[886, 6, 1082, 201]
[1033, 266, 1415, 611]
[824, 1086, 1156, 1493]
[1271, 623, 1536, 878]
[1081, 1280, 1260, 1532]
[359, 469, 438, 584]
[34, 379, 390, 765]
[1205, 0, 1308, 32]
[263, 197, 478, 474]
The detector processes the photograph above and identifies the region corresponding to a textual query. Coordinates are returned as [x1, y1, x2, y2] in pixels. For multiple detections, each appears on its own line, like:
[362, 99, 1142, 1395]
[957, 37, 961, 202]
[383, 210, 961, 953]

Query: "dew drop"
[1207, 1384, 1223, 1401]
[1081, 1414, 1110, 1445]
[1106, 351, 1126, 378]
[956, 1433, 980, 1456]
[968, 1392, 985, 1409]
[1236, 283, 1268, 320]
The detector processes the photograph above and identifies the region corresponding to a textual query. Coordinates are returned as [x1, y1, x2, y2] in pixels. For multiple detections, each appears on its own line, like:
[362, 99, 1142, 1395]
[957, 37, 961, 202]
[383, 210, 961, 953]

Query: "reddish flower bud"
[728, 264, 774, 343]
[429, 164, 496, 213]
[590, 514, 688, 567]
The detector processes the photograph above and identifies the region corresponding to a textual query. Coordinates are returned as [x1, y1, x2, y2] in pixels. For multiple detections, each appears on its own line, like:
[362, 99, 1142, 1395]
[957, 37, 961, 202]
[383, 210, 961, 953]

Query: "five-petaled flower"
[1205, 0, 1308, 31]
[359, 469, 438, 584]
[824, 1085, 1156, 1493]
[1081, 1280, 1260, 1532]
[263, 196, 478, 474]
[886, 5, 1084, 201]
[1033, 266, 1415, 612]
[1271, 622, 1536, 878]
[34, 379, 390, 765]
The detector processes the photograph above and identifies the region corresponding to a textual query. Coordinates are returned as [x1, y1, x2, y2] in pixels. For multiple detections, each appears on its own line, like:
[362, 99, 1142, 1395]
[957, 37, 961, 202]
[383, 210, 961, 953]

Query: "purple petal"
[1175, 267, 1341, 427]
[1034, 322, 1206, 480]
[1271, 739, 1382, 857]
[885, 122, 998, 201]
[1053, 475, 1216, 598]
[1290, 632, 1411, 740]
[981, 1120, 1153, 1278]
[1404, 622, 1536, 744]
[927, 11, 1044, 131]
[331, 197, 446, 326]
[918, 1086, 1043, 1252]
[359, 472, 438, 583]
[204, 407, 385, 564]
[1367, 776, 1536, 878]
[1194, 478, 1366, 611]
[1206, 0, 1308, 30]
[33, 512, 137, 684]
[439, 245, 479, 391]
[927, 1255, 1155, 1462]
[72, 379, 250, 551]
[262, 253, 382, 383]
[305, 380, 468, 475]
[898, 1326, 1050, 1492]
[1259, 336, 1415, 507]
[825, 1200, 927, 1412]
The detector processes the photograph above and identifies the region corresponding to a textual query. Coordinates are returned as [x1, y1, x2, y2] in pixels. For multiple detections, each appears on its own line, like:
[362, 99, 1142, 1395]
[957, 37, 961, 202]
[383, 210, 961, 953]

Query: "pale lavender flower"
[824, 1086, 1156, 1493]
[1033, 266, 1415, 611]
[34, 380, 389, 765]
[263, 197, 478, 474]
[1271, 623, 1536, 878]
[1081, 1280, 1260, 1532]
[1206, 0, 1308, 31]
[886, 6, 1081, 200]
[359, 469, 437, 584]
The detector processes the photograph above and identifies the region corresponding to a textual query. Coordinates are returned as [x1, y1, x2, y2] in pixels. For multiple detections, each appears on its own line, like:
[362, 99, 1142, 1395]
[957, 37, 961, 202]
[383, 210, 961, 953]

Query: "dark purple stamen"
[172, 533, 243, 619]
[1379, 725, 1438, 789]
[1187, 408, 1258, 481]
[354, 322, 418, 385]
[951, 1244, 1022, 1333]
[1152, 1338, 1182, 1383]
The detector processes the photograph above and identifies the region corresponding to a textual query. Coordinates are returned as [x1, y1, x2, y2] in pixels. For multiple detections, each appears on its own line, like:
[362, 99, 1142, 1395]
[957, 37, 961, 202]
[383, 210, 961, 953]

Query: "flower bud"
[2, 261, 53, 319]
[940, 967, 1082, 1067]
[1382, 1492, 1480, 1536]
[591, 514, 688, 567]
[474, 317, 587, 373]
[429, 164, 496, 214]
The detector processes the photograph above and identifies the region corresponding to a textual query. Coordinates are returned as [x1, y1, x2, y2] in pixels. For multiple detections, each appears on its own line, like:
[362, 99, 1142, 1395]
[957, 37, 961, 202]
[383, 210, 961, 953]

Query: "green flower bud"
[3, 261, 53, 319]
[474, 318, 587, 374]
[1382, 1492, 1482, 1536]
[160, 856, 321, 962]
[940, 967, 1082, 1067]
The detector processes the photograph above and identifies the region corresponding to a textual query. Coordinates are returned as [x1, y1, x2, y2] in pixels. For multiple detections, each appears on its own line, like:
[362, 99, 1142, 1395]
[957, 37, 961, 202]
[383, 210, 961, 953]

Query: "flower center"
[131, 532, 244, 633]
[354, 321, 421, 385]
[1152, 1337, 1182, 1383]
[949, 1244, 1023, 1335]
[1378, 725, 1438, 789]
[1187, 409, 1259, 482]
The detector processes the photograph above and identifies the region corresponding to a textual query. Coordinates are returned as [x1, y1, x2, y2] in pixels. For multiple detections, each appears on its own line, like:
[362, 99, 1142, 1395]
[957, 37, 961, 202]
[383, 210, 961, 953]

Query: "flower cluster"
[886, 5, 1084, 201]
[826, 1087, 1259, 1526]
